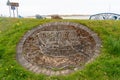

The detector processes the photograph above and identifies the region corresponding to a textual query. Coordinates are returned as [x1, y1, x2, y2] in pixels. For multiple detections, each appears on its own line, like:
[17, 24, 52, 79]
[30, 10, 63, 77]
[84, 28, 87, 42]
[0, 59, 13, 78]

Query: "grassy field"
[0, 18, 120, 80]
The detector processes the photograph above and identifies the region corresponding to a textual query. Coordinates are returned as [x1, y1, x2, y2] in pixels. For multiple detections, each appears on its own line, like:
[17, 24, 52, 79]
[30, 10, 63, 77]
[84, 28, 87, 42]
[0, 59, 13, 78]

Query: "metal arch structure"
[89, 13, 120, 20]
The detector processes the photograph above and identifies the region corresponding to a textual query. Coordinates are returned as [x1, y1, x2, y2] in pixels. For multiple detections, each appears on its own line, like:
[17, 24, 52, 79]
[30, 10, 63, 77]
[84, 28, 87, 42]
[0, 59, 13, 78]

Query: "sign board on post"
[7, 1, 19, 17]
[11, 6, 15, 10]
[10, 2, 19, 7]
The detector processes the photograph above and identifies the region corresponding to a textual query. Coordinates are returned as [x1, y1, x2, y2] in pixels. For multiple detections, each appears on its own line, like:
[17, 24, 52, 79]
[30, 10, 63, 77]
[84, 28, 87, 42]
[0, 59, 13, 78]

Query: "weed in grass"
[105, 35, 120, 55]
[99, 27, 110, 35]
[112, 25, 118, 31]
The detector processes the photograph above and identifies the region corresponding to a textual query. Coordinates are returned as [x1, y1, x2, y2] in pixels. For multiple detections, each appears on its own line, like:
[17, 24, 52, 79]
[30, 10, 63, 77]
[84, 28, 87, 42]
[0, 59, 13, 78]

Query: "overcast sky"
[0, 0, 120, 17]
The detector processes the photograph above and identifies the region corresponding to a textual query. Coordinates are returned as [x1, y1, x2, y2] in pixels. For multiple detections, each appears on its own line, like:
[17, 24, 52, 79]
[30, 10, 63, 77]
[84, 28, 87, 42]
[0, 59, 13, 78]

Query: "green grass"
[0, 18, 120, 80]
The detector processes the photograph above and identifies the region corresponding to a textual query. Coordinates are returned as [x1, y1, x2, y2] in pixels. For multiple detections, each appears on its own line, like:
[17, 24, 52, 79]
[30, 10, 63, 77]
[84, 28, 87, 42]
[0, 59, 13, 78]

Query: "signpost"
[6, 0, 19, 17]
[11, 6, 15, 17]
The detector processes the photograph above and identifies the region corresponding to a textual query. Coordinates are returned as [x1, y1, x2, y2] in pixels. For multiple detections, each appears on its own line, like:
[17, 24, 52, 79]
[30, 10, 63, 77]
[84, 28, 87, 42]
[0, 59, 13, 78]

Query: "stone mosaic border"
[16, 22, 101, 76]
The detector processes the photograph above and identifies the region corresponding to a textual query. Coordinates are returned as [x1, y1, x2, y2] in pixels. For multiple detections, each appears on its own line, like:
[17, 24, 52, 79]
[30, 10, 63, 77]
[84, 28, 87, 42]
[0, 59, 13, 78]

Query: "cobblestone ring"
[17, 22, 101, 76]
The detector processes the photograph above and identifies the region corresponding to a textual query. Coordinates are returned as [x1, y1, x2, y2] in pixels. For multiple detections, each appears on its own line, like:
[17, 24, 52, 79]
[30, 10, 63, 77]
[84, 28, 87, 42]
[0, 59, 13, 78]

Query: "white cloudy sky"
[0, 0, 120, 17]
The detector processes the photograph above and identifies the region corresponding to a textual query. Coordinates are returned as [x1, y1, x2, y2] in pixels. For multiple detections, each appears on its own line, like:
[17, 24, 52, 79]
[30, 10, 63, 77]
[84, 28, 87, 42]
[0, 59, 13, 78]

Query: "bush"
[51, 15, 62, 19]
[35, 14, 43, 19]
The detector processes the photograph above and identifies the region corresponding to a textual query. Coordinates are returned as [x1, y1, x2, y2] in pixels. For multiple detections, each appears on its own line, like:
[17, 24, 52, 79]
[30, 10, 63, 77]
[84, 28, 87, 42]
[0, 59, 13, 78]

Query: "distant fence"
[89, 13, 120, 20]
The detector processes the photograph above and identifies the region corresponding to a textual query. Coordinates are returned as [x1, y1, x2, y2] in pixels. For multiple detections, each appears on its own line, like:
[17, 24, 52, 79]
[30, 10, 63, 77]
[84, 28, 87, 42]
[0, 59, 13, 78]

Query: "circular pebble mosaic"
[17, 22, 101, 76]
